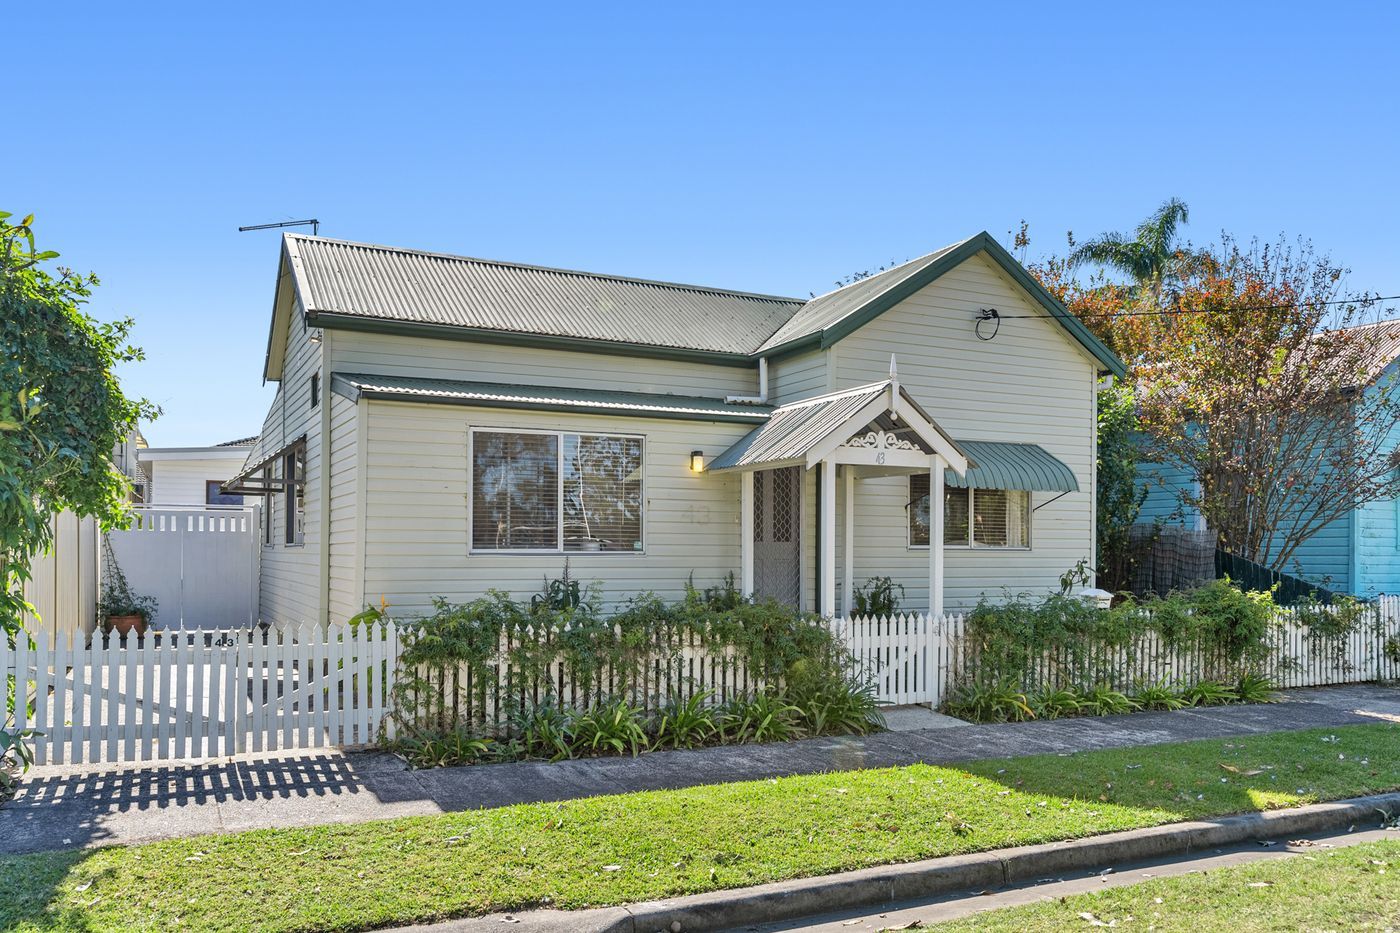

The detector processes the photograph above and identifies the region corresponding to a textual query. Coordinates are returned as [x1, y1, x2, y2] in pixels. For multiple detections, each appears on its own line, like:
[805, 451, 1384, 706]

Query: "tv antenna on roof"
[238, 218, 320, 236]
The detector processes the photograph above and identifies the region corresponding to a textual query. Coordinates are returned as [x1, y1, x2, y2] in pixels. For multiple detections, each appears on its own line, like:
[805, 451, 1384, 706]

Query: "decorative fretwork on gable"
[842, 429, 920, 452]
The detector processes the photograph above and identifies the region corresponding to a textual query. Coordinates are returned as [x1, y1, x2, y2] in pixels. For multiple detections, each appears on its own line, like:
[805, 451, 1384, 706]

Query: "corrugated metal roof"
[286, 235, 804, 355]
[230, 434, 306, 484]
[755, 240, 968, 352]
[1335, 318, 1400, 383]
[332, 373, 772, 423]
[949, 441, 1078, 492]
[707, 383, 890, 470]
[216, 435, 259, 448]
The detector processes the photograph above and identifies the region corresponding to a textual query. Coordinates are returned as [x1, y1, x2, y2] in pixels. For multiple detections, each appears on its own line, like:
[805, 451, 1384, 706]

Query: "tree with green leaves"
[1068, 198, 1205, 309]
[1095, 380, 1147, 592]
[2, 212, 155, 789]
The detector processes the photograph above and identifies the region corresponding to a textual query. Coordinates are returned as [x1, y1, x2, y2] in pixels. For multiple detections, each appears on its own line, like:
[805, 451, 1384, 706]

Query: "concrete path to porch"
[3, 684, 1397, 856]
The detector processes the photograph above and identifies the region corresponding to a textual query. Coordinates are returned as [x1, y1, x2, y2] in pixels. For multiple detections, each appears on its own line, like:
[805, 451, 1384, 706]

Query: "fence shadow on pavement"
[0, 750, 421, 855]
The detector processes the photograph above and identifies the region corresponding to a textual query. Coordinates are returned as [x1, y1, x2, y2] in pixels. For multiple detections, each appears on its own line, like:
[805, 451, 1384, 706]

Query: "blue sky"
[17, 2, 1400, 445]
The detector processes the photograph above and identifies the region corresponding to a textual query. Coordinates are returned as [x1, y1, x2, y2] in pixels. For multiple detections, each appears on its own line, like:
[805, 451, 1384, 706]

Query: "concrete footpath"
[2, 683, 1398, 855]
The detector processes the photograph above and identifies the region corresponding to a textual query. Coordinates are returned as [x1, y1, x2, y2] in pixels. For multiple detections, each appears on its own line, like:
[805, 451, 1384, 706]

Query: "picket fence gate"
[3, 623, 397, 766]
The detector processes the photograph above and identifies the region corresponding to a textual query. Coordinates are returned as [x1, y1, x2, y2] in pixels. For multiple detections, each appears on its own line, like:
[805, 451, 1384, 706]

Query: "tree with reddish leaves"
[1028, 208, 1400, 577]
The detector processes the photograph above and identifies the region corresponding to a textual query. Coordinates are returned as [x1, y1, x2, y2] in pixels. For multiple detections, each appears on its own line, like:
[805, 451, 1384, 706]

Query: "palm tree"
[1069, 198, 1201, 308]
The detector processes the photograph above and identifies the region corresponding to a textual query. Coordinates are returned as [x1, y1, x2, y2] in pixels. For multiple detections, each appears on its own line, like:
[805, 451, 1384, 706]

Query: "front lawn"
[934, 838, 1400, 931]
[4, 724, 1400, 932]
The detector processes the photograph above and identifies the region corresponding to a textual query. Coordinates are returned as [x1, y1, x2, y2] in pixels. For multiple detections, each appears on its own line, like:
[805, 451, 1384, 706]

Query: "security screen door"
[753, 466, 801, 608]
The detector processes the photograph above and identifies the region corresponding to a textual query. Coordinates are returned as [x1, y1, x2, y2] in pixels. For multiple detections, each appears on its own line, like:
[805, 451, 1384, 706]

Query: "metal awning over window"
[220, 434, 307, 496]
[948, 440, 1078, 492]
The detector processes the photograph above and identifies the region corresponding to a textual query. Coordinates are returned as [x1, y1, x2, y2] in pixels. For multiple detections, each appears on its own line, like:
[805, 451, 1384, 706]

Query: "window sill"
[907, 544, 1032, 551]
[469, 549, 647, 557]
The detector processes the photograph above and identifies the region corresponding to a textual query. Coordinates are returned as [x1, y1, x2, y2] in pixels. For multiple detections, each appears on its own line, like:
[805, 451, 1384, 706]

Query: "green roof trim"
[947, 440, 1079, 492]
[759, 232, 1128, 378]
[330, 373, 772, 424]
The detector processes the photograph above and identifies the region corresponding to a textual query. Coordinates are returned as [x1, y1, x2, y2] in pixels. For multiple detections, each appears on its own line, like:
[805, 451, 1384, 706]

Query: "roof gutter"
[725, 357, 769, 405]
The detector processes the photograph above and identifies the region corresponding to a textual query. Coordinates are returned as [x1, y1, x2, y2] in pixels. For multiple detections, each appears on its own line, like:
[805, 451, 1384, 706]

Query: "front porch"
[707, 362, 1080, 617]
[709, 366, 968, 618]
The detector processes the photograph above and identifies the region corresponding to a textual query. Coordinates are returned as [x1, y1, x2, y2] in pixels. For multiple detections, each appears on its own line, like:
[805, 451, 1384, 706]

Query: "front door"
[753, 466, 801, 608]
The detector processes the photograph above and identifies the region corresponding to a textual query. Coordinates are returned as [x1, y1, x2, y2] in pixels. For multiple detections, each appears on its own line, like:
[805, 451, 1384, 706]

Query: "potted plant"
[99, 538, 157, 638]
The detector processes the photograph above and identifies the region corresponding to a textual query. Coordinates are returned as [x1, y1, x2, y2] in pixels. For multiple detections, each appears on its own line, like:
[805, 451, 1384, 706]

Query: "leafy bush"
[574, 699, 649, 757]
[717, 692, 802, 744]
[1236, 673, 1280, 704]
[791, 678, 885, 736]
[653, 691, 719, 749]
[945, 679, 1034, 723]
[510, 702, 577, 762]
[1082, 685, 1139, 716]
[1145, 578, 1277, 663]
[852, 577, 904, 617]
[1028, 687, 1084, 720]
[390, 728, 491, 769]
[1134, 682, 1188, 711]
[385, 582, 854, 741]
[1181, 679, 1238, 707]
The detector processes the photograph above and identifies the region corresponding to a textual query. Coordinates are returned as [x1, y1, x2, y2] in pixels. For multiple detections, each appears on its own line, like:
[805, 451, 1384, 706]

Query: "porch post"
[820, 459, 836, 618]
[843, 465, 854, 617]
[740, 471, 755, 598]
[929, 453, 945, 618]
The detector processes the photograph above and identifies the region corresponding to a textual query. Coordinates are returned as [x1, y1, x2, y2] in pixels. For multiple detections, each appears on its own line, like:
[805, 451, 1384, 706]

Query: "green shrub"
[1133, 681, 1188, 711]
[390, 728, 492, 769]
[1145, 578, 1276, 663]
[1082, 685, 1140, 716]
[1236, 673, 1280, 704]
[944, 679, 1034, 723]
[1028, 687, 1085, 720]
[852, 576, 904, 617]
[510, 702, 577, 762]
[791, 678, 885, 736]
[573, 699, 650, 757]
[718, 692, 803, 743]
[653, 691, 719, 749]
[1181, 679, 1238, 707]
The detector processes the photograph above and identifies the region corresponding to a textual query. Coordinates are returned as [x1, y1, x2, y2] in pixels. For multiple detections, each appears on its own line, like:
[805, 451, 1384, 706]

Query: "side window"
[284, 445, 306, 546]
[206, 480, 244, 506]
[262, 466, 274, 546]
[310, 372, 320, 408]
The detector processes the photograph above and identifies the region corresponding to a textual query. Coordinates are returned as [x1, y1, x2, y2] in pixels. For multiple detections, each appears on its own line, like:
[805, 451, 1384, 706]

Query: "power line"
[991, 293, 1400, 322]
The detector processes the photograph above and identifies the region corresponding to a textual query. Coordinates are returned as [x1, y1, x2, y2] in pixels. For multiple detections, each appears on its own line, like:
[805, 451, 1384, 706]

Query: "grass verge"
[933, 838, 1400, 931]
[3, 724, 1400, 932]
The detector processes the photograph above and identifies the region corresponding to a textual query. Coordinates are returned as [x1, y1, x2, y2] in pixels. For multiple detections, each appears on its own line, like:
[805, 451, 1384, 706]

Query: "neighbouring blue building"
[1135, 321, 1400, 599]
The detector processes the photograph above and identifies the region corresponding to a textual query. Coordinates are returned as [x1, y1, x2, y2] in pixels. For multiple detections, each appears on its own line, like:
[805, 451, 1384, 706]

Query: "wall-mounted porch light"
[690, 450, 705, 473]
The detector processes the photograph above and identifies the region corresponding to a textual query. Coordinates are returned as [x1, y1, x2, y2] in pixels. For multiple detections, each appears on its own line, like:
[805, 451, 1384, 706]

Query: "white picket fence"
[6, 598, 1400, 766]
[840, 597, 1400, 701]
[3, 624, 396, 765]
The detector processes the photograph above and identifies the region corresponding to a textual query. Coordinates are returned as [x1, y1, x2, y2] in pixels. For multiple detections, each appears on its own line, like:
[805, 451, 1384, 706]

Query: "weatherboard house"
[226, 232, 1125, 624]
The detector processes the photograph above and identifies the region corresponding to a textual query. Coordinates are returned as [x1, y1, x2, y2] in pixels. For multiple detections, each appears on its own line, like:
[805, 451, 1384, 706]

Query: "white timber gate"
[5, 623, 397, 765]
[105, 506, 260, 630]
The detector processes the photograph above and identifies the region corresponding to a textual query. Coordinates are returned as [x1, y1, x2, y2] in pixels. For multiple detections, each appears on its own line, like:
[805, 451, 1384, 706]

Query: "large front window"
[471, 429, 643, 552]
[909, 475, 1029, 548]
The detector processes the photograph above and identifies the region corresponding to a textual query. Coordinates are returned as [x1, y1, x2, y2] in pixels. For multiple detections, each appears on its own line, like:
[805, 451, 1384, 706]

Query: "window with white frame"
[909, 474, 1030, 548]
[471, 429, 643, 552]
